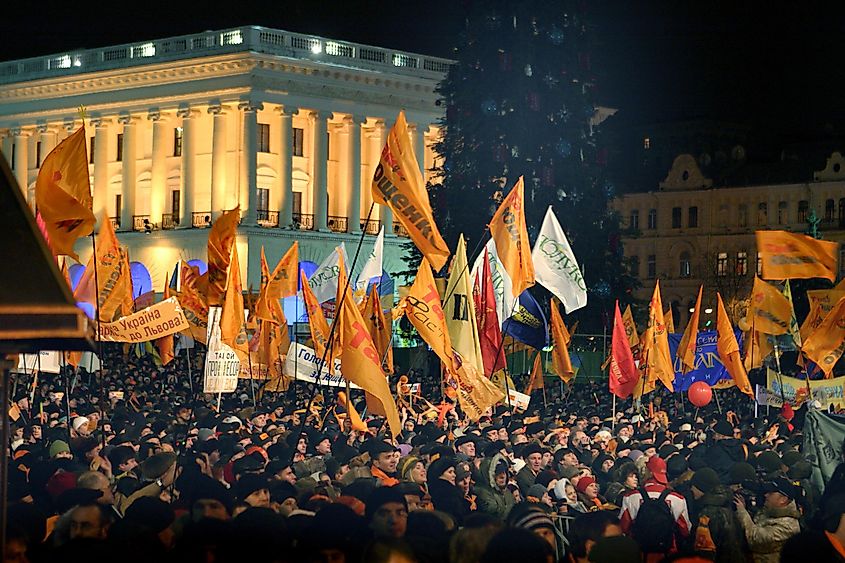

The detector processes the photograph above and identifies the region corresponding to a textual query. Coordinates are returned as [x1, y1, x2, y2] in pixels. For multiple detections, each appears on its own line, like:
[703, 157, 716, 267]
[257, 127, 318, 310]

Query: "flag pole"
[89, 224, 109, 448]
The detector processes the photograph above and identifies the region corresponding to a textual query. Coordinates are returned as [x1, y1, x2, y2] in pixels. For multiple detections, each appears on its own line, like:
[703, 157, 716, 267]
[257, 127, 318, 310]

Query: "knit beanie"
[49, 440, 70, 459]
[691, 468, 720, 494]
[511, 507, 556, 532]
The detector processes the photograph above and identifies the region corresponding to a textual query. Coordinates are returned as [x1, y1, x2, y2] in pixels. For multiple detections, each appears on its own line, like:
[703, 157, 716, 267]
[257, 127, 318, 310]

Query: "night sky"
[3, 0, 845, 135]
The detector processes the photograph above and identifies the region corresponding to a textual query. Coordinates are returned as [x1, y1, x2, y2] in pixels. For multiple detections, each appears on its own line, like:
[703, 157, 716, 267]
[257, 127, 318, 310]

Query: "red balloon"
[688, 381, 713, 407]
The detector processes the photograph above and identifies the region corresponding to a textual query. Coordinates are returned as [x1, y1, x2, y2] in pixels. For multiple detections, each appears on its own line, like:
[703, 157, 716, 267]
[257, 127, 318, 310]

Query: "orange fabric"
[549, 298, 575, 383]
[803, 295, 845, 377]
[677, 286, 702, 373]
[155, 278, 175, 366]
[363, 285, 393, 374]
[746, 276, 792, 335]
[716, 293, 753, 396]
[526, 351, 544, 393]
[73, 216, 132, 322]
[220, 243, 249, 369]
[176, 262, 209, 344]
[756, 230, 838, 282]
[206, 206, 240, 306]
[301, 269, 332, 363]
[489, 177, 535, 298]
[638, 280, 675, 395]
[370, 466, 400, 487]
[267, 242, 299, 299]
[825, 531, 845, 559]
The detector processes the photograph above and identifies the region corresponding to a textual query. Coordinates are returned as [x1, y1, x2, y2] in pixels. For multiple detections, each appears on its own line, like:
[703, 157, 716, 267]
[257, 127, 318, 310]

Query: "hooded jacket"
[691, 486, 745, 563]
[735, 500, 801, 563]
[475, 453, 515, 519]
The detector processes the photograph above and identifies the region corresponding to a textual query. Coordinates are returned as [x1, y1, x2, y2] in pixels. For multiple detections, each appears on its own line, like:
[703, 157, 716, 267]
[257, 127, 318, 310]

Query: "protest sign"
[98, 297, 189, 343]
[761, 369, 845, 409]
[284, 342, 360, 388]
[203, 307, 240, 394]
[508, 389, 531, 412]
[15, 351, 61, 375]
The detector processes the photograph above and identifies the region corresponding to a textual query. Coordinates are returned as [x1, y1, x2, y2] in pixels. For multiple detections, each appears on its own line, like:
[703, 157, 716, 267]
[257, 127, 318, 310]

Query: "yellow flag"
[526, 351, 544, 393]
[363, 285, 393, 374]
[444, 235, 485, 376]
[622, 305, 640, 349]
[300, 269, 333, 364]
[756, 230, 839, 282]
[716, 293, 752, 396]
[640, 281, 675, 392]
[371, 111, 450, 271]
[489, 177, 535, 298]
[220, 244, 250, 369]
[156, 279, 175, 366]
[745, 277, 791, 335]
[337, 390, 367, 433]
[663, 308, 675, 334]
[268, 242, 299, 299]
[34, 127, 96, 261]
[743, 330, 772, 371]
[73, 216, 131, 322]
[801, 289, 845, 342]
[176, 262, 209, 344]
[335, 259, 402, 437]
[120, 250, 135, 318]
[207, 206, 241, 306]
[549, 298, 575, 383]
[677, 286, 702, 374]
[256, 247, 288, 324]
[803, 295, 845, 378]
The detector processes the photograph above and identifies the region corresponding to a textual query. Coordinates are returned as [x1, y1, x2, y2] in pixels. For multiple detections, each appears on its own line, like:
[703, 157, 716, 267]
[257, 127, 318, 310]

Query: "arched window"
[129, 262, 153, 296]
[679, 251, 691, 278]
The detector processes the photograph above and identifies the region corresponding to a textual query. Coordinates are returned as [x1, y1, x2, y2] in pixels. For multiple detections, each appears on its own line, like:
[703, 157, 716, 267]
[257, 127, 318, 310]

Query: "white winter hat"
[72, 416, 89, 431]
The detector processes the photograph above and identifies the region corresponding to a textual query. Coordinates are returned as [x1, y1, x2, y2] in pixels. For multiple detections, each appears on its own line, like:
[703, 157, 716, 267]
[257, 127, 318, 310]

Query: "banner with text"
[762, 369, 845, 409]
[668, 330, 744, 391]
[284, 342, 360, 388]
[98, 297, 189, 343]
[15, 351, 61, 374]
[203, 307, 240, 394]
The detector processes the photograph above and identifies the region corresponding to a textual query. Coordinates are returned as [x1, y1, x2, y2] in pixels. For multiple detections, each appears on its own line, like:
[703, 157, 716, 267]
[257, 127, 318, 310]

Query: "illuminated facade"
[0, 26, 448, 295]
[613, 153, 845, 326]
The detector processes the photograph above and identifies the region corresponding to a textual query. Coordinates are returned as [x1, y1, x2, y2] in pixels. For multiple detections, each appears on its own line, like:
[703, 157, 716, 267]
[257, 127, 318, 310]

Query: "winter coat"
[475, 453, 515, 520]
[515, 463, 539, 496]
[690, 487, 745, 563]
[428, 477, 468, 524]
[735, 500, 800, 563]
[706, 439, 747, 484]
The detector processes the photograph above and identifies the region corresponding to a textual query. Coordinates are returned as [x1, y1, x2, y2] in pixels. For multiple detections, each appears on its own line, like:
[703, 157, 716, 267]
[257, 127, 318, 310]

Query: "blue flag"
[668, 330, 745, 391]
[503, 291, 548, 350]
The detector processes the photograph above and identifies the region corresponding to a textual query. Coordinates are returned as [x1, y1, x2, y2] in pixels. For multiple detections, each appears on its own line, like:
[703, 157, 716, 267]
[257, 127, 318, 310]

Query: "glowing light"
[49, 55, 71, 69]
[310, 42, 323, 55]
[133, 42, 156, 58]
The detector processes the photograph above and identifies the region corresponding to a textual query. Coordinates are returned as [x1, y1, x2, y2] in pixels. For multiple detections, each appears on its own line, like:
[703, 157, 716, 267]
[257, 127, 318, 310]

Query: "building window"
[173, 127, 183, 157]
[115, 194, 122, 220]
[258, 123, 270, 153]
[839, 198, 845, 228]
[90, 136, 95, 163]
[688, 206, 698, 228]
[643, 137, 651, 150]
[647, 255, 656, 279]
[10, 143, 14, 170]
[292, 127, 304, 157]
[718, 204, 729, 227]
[826, 199, 835, 222]
[116, 133, 123, 162]
[630, 256, 639, 277]
[648, 209, 657, 229]
[35, 141, 42, 167]
[798, 200, 809, 223]
[679, 251, 691, 278]
[672, 207, 682, 229]
[757, 252, 763, 276]
[738, 204, 748, 228]
[326, 131, 331, 158]
[777, 201, 788, 224]
[292, 191, 302, 215]
[736, 251, 748, 276]
[629, 209, 639, 230]
[257, 188, 270, 212]
[757, 202, 767, 225]
[716, 252, 728, 277]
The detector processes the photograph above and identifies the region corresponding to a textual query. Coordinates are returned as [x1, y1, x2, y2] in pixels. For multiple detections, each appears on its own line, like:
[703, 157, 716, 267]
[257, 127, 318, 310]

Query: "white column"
[91, 119, 110, 225]
[12, 128, 29, 200]
[149, 111, 168, 229]
[311, 110, 332, 232]
[240, 101, 262, 226]
[119, 116, 137, 231]
[276, 105, 298, 229]
[209, 104, 228, 222]
[1, 131, 12, 171]
[38, 124, 58, 166]
[412, 122, 427, 181]
[377, 119, 394, 235]
[178, 108, 198, 228]
[347, 115, 366, 234]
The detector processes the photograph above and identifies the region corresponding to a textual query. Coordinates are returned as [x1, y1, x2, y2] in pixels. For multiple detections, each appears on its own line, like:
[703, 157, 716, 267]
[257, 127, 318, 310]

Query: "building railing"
[0, 25, 453, 86]
[328, 215, 348, 233]
[161, 213, 179, 230]
[361, 219, 381, 235]
[393, 221, 409, 237]
[133, 215, 152, 232]
[257, 209, 279, 227]
[109, 217, 120, 230]
[192, 211, 212, 228]
[292, 213, 314, 231]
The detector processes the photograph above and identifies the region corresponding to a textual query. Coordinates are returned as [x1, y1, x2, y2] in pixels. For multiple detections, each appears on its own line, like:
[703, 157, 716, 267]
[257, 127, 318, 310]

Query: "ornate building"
[613, 153, 845, 327]
[0, 26, 449, 304]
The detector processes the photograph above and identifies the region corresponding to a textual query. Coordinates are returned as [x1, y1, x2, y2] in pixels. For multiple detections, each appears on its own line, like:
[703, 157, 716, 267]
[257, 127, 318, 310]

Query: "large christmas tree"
[430, 0, 639, 332]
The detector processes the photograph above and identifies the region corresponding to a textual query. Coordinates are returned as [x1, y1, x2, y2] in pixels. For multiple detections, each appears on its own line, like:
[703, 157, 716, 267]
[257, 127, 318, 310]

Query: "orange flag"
[363, 285, 393, 374]
[549, 298, 575, 383]
[663, 308, 675, 334]
[336, 390, 367, 433]
[622, 305, 640, 352]
[73, 216, 132, 322]
[220, 244, 250, 370]
[267, 242, 299, 299]
[489, 177, 535, 298]
[716, 293, 752, 396]
[301, 269, 332, 363]
[526, 351, 544, 393]
[640, 281, 675, 393]
[60, 258, 72, 289]
[176, 262, 209, 344]
[745, 277, 792, 335]
[371, 111, 450, 271]
[803, 295, 845, 377]
[800, 289, 845, 342]
[334, 256, 402, 437]
[256, 247, 288, 324]
[756, 230, 839, 282]
[743, 330, 772, 371]
[34, 126, 96, 261]
[207, 206, 240, 306]
[677, 286, 702, 373]
[120, 251, 135, 317]
[155, 278, 175, 366]
[609, 300, 640, 399]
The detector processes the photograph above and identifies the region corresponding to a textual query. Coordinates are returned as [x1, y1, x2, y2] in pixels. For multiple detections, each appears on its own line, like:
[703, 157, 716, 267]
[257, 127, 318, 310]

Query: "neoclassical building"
[0, 26, 448, 301]
[613, 153, 845, 326]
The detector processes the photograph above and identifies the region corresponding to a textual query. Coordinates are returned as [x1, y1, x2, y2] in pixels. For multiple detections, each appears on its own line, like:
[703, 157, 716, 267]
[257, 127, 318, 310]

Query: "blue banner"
[503, 291, 548, 350]
[668, 330, 745, 391]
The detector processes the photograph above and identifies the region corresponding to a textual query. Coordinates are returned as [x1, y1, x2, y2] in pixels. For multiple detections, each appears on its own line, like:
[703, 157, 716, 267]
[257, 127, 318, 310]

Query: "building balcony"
[133, 215, 152, 232]
[292, 213, 314, 231]
[109, 217, 120, 231]
[257, 209, 279, 228]
[361, 219, 381, 235]
[192, 212, 212, 228]
[161, 213, 179, 230]
[328, 215, 348, 233]
[392, 221, 409, 237]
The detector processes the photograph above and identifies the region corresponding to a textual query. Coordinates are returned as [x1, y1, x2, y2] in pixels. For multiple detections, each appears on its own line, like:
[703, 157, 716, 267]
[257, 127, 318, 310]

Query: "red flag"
[474, 247, 506, 377]
[609, 300, 640, 398]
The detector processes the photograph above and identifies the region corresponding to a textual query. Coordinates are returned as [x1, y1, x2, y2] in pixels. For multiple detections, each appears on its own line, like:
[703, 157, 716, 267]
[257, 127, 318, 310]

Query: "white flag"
[471, 238, 518, 328]
[531, 206, 587, 313]
[308, 243, 349, 303]
[355, 226, 384, 293]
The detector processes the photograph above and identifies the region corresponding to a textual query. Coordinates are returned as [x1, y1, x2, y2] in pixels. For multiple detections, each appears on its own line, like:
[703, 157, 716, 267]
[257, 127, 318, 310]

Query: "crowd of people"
[4, 344, 845, 563]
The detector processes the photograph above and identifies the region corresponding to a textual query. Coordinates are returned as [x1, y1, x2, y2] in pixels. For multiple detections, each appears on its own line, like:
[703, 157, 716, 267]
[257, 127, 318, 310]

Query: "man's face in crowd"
[576, 418, 588, 431]
[574, 431, 589, 448]
[69, 505, 108, 540]
[618, 427, 632, 440]
[404, 420, 416, 433]
[176, 408, 190, 423]
[245, 488, 270, 508]
[119, 457, 138, 473]
[370, 502, 408, 539]
[589, 416, 601, 426]
[512, 433, 528, 446]
[527, 452, 542, 473]
[374, 452, 398, 474]
[192, 499, 230, 521]
[541, 451, 553, 469]
[497, 428, 508, 442]
[764, 491, 791, 510]
[643, 446, 657, 459]
[405, 494, 423, 512]
[562, 452, 579, 467]
[486, 428, 499, 441]
[458, 442, 476, 459]
[495, 472, 509, 489]
[31, 425, 42, 440]
[315, 439, 332, 456]
[251, 414, 267, 429]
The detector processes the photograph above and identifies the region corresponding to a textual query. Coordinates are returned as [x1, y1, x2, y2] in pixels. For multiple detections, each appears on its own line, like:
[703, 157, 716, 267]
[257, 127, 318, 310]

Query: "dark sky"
[3, 0, 845, 134]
